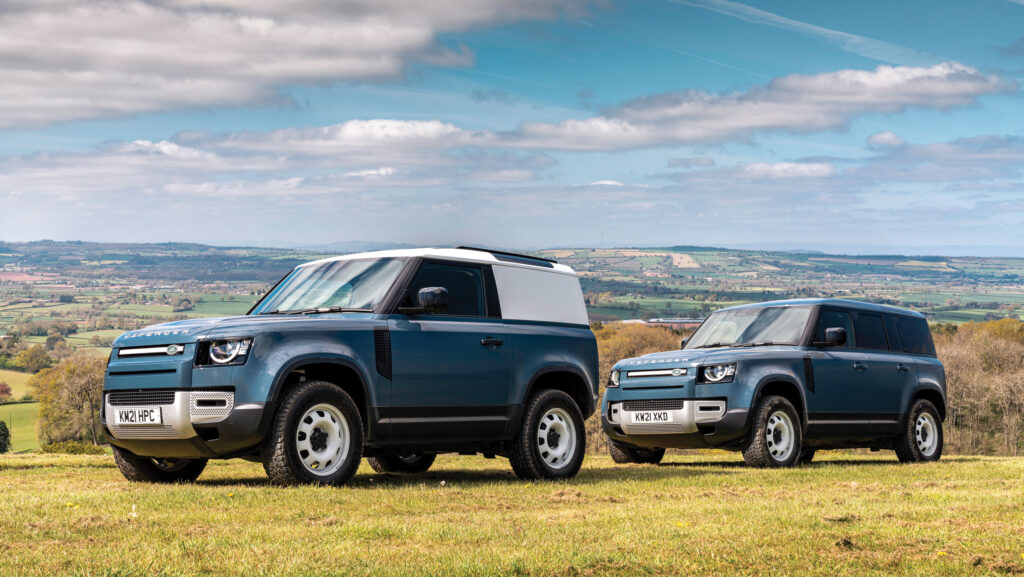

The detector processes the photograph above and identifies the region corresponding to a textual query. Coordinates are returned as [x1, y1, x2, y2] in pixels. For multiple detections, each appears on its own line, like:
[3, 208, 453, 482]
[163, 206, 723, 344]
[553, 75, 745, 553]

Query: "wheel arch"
[521, 365, 594, 420]
[264, 355, 374, 437]
[751, 376, 808, 429]
[910, 386, 947, 421]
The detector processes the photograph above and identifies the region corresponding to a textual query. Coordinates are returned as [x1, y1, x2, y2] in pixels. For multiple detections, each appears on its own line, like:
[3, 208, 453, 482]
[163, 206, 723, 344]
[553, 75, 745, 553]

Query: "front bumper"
[103, 389, 266, 458]
[602, 395, 751, 450]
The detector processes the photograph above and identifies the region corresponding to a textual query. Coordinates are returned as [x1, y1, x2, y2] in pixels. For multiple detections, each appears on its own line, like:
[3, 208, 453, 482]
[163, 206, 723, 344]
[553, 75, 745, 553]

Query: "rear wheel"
[112, 446, 207, 483]
[508, 390, 586, 480]
[742, 395, 802, 468]
[894, 399, 943, 463]
[262, 381, 364, 486]
[367, 453, 436, 474]
[607, 439, 665, 464]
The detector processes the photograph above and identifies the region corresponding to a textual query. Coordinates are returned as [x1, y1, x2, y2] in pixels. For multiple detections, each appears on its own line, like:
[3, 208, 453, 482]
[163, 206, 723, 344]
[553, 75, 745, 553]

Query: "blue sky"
[1, 0, 1023, 255]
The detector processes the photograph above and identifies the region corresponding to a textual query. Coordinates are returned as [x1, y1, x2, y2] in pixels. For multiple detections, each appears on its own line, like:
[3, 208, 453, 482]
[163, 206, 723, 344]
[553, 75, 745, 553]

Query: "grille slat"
[622, 399, 686, 411]
[107, 390, 176, 406]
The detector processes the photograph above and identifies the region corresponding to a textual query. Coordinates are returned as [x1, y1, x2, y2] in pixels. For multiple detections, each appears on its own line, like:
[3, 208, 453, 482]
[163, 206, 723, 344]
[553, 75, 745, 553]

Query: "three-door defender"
[103, 247, 599, 485]
[603, 299, 946, 467]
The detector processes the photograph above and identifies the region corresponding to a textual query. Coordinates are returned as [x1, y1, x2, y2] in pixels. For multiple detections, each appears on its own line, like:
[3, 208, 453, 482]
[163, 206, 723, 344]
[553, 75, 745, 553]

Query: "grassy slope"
[1, 453, 1022, 576]
[0, 402, 39, 452]
[0, 368, 33, 399]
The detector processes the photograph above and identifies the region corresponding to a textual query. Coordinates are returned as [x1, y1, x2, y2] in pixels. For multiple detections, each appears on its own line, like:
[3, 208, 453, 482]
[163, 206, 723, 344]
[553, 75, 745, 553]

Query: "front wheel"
[607, 439, 665, 464]
[894, 399, 943, 463]
[262, 381, 364, 486]
[508, 390, 586, 480]
[112, 446, 207, 483]
[742, 395, 802, 468]
[367, 453, 436, 474]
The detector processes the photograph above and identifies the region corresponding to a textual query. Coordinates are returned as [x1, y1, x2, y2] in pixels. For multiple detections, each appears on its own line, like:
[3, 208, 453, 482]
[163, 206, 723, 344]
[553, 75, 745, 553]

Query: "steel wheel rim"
[295, 403, 351, 476]
[915, 412, 938, 457]
[765, 410, 795, 462]
[536, 407, 577, 470]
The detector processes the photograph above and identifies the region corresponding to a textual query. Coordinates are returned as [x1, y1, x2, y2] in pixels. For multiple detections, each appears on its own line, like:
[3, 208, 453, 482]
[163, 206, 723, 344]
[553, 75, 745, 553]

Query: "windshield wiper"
[695, 342, 735, 348]
[261, 307, 373, 315]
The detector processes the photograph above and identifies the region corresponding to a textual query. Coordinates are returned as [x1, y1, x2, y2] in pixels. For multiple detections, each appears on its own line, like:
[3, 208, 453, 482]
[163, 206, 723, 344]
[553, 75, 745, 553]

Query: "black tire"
[111, 446, 207, 483]
[367, 453, 436, 474]
[508, 390, 586, 480]
[894, 399, 943, 463]
[742, 395, 802, 468]
[261, 381, 364, 486]
[607, 438, 665, 464]
[797, 449, 816, 464]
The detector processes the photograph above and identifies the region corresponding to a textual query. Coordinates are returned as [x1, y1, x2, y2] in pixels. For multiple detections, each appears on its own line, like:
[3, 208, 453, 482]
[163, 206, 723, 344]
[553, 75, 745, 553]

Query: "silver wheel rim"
[765, 410, 795, 462]
[915, 412, 938, 457]
[537, 407, 577, 470]
[295, 403, 351, 477]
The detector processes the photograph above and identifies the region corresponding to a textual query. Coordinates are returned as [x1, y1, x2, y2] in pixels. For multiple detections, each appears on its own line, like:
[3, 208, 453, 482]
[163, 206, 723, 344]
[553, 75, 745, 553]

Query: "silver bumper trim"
[608, 400, 727, 435]
[105, 390, 235, 440]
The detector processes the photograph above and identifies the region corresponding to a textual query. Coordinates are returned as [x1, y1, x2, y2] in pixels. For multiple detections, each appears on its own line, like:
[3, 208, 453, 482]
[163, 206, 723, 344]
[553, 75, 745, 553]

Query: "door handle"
[896, 364, 909, 373]
[853, 362, 867, 372]
[480, 338, 503, 347]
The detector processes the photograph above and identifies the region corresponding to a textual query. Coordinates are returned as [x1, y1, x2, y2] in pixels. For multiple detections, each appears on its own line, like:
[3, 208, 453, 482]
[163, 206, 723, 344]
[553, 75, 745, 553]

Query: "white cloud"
[667, 157, 716, 168]
[344, 167, 400, 178]
[586, 180, 626, 186]
[504, 62, 1011, 150]
[866, 131, 907, 150]
[670, 0, 935, 65]
[741, 162, 836, 179]
[0, 0, 594, 128]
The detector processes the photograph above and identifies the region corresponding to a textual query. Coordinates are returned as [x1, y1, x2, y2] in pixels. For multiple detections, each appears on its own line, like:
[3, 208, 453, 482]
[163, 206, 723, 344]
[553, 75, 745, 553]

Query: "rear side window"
[898, 316, 936, 356]
[406, 262, 486, 317]
[853, 313, 888, 350]
[814, 309, 855, 348]
[882, 316, 904, 352]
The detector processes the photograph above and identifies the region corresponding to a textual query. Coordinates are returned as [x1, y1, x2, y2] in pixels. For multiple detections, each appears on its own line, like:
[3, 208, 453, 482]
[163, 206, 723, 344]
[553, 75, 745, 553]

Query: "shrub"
[0, 421, 10, 453]
[38, 441, 106, 455]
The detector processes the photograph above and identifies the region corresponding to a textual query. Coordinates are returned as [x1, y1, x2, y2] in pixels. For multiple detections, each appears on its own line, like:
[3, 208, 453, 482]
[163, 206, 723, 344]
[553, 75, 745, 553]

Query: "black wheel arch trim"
[909, 384, 947, 421]
[521, 364, 597, 418]
[749, 374, 809, 432]
[259, 354, 376, 440]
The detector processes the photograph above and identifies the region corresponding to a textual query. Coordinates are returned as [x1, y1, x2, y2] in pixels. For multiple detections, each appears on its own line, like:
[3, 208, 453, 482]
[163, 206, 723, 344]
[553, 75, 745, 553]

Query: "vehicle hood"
[111, 313, 376, 348]
[612, 345, 797, 370]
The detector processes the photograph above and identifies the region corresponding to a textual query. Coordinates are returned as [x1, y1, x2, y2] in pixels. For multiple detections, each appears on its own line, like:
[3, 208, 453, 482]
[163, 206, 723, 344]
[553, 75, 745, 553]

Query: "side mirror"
[816, 327, 847, 347]
[416, 286, 448, 314]
[679, 338, 688, 349]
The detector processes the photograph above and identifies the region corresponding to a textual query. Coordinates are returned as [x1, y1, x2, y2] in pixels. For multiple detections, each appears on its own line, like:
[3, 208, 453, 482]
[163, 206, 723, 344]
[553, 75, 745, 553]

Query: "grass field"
[1, 453, 1022, 576]
[0, 402, 40, 452]
[0, 367, 33, 399]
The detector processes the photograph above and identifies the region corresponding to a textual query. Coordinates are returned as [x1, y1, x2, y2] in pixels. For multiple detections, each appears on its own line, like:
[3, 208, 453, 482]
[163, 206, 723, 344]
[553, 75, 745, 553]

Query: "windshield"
[250, 258, 404, 314]
[684, 306, 812, 349]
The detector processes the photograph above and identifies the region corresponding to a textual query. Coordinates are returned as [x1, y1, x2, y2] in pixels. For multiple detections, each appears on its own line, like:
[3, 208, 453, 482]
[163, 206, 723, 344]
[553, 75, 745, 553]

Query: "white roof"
[300, 247, 578, 275]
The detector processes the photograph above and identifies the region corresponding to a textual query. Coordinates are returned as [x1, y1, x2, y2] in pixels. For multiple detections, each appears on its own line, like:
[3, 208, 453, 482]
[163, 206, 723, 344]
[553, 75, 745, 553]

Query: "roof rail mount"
[456, 246, 558, 264]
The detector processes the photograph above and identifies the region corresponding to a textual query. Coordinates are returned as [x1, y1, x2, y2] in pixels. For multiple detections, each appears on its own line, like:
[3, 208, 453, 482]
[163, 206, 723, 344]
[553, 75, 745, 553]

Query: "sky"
[1, 0, 1023, 255]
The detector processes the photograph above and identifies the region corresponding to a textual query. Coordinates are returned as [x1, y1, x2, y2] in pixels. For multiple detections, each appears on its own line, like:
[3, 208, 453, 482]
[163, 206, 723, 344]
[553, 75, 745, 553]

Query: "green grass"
[0, 402, 39, 452]
[0, 368, 33, 399]
[1, 453, 1022, 576]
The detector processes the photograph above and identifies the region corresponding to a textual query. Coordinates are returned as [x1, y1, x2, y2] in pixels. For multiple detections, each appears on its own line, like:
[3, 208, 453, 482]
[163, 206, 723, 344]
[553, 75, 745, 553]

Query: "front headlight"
[700, 363, 736, 383]
[608, 370, 620, 388]
[199, 337, 252, 366]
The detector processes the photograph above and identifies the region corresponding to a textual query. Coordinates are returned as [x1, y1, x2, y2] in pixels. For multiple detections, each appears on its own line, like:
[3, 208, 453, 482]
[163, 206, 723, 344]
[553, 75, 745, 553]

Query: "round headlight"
[704, 364, 731, 382]
[209, 340, 242, 364]
[609, 370, 620, 387]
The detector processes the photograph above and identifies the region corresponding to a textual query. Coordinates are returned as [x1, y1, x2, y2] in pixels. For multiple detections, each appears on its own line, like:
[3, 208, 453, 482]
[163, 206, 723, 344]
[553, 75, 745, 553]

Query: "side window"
[814, 309, 855, 348]
[405, 262, 485, 317]
[898, 316, 936, 356]
[853, 313, 888, 350]
[882, 315, 904, 352]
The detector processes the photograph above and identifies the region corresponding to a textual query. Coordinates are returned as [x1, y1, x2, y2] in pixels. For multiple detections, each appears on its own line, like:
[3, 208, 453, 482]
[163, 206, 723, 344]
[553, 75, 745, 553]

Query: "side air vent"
[374, 326, 392, 380]
[803, 356, 815, 393]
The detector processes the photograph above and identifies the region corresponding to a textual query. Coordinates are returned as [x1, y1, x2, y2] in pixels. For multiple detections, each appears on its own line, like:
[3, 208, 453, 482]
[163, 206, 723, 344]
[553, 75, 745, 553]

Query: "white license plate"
[631, 411, 672, 423]
[113, 407, 163, 425]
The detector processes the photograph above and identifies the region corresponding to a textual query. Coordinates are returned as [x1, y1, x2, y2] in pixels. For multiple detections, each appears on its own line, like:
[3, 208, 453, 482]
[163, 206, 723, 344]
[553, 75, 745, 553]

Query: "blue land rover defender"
[103, 248, 598, 485]
[603, 299, 946, 467]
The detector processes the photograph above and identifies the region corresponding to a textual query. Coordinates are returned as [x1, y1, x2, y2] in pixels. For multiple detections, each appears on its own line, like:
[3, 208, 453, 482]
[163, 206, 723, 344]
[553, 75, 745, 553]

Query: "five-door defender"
[603, 299, 946, 467]
[103, 247, 599, 485]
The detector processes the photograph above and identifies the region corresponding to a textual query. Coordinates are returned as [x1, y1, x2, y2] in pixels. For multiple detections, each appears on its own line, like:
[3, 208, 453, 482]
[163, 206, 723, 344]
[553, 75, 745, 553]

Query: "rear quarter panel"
[503, 321, 599, 415]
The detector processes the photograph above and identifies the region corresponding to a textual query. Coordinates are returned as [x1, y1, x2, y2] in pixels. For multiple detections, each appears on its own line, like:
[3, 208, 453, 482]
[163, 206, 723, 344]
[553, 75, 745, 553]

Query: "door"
[867, 314, 916, 434]
[385, 261, 511, 442]
[805, 308, 872, 437]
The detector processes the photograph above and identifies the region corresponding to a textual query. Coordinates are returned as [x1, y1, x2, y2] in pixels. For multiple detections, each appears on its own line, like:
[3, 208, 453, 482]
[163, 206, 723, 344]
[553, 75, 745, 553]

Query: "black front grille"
[107, 390, 176, 406]
[374, 326, 392, 380]
[622, 399, 685, 411]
